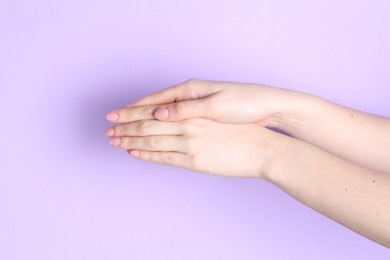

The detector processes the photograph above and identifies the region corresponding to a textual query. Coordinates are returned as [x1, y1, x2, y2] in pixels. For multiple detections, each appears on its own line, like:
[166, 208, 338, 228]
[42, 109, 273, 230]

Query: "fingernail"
[106, 112, 119, 121]
[109, 137, 121, 146]
[155, 107, 169, 120]
[130, 150, 140, 157]
[104, 127, 114, 137]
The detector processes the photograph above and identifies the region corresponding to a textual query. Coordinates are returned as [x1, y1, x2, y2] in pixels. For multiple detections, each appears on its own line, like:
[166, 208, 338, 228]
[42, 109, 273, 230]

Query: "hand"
[106, 79, 308, 129]
[105, 118, 281, 179]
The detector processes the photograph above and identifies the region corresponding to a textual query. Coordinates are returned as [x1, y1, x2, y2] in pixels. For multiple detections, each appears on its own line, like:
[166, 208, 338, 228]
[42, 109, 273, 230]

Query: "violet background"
[1, 0, 390, 259]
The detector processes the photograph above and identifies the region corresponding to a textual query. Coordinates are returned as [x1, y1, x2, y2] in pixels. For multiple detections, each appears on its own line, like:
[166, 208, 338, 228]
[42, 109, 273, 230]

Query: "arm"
[264, 132, 390, 248]
[271, 94, 390, 174]
[105, 117, 390, 247]
[106, 79, 390, 174]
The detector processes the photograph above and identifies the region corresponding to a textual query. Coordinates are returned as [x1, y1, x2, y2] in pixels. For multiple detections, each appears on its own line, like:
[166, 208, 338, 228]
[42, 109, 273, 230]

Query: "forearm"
[271, 91, 390, 174]
[263, 133, 390, 247]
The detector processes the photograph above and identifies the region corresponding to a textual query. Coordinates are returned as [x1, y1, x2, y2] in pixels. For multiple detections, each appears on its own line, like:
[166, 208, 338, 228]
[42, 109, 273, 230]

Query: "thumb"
[154, 99, 207, 121]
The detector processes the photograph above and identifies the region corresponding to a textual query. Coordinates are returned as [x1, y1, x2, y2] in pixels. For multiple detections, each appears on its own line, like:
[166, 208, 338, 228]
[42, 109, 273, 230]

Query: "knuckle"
[161, 152, 172, 164]
[143, 151, 151, 161]
[124, 137, 131, 147]
[183, 78, 203, 99]
[188, 154, 203, 170]
[145, 136, 157, 148]
[174, 101, 187, 119]
[121, 125, 128, 136]
[137, 120, 150, 134]
[115, 125, 124, 136]
[143, 107, 154, 118]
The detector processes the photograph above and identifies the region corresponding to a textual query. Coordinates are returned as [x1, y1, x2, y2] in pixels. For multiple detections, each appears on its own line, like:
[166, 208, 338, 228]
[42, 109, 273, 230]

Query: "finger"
[124, 79, 213, 108]
[105, 120, 184, 137]
[110, 135, 186, 152]
[128, 150, 190, 168]
[154, 98, 211, 121]
[106, 105, 161, 123]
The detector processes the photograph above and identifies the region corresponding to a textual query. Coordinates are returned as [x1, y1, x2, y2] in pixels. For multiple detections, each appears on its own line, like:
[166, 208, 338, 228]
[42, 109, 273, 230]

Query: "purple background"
[1, 0, 389, 259]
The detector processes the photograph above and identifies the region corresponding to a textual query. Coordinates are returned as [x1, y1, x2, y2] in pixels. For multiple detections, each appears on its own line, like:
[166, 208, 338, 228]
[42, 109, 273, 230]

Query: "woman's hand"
[106, 78, 390, 174]
[106, 79, 310, 129]
[105, 118, 280, 179]
[104, 79, 390, 247]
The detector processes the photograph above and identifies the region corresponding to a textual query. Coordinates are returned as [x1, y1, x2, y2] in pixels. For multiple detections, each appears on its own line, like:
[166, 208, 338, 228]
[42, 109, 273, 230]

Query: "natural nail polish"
[130, 150, 140, 157]
[155, 107, 169, 120]
[105, 127, 114, 137]
[109, 137, 121, 146]
[106, 112, 119, 121]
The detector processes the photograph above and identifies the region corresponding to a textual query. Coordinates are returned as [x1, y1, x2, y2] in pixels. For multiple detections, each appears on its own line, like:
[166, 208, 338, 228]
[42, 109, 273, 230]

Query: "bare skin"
[107, 78, 390, 174]
[106, 119, 280, 178]
[105, 79, 390, 247]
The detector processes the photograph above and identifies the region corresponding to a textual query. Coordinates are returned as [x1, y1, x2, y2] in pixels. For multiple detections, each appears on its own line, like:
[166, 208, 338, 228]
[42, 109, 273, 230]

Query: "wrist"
[254, 126, 293, 180]
[258, 128, 303, 183]
[266, 89, 327, 137]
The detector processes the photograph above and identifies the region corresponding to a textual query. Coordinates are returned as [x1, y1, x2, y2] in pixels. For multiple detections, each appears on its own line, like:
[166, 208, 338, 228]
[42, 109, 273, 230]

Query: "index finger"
[106, 105, 161, 123]
[124, 79, 211, 108]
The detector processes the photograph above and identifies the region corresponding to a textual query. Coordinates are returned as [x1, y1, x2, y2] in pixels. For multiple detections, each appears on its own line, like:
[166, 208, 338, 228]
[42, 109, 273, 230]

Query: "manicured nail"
[106, 112, 119, 121]
[109, 137, 121, 146]
[155, 107, 169, 120]
[104, 127, 114, 137]
[130, 150, 140, 158]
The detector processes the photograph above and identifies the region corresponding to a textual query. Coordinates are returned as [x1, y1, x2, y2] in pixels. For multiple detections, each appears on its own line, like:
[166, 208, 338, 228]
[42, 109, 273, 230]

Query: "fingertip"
[130, 150, 141, 158]
[109, 137, 121, 146]
[106, 111, 119, 121]
[104, 127, 114, 137]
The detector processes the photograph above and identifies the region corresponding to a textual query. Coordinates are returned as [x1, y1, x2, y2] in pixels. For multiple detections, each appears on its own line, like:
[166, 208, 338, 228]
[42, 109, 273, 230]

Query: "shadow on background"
[72, 75, 179, 154]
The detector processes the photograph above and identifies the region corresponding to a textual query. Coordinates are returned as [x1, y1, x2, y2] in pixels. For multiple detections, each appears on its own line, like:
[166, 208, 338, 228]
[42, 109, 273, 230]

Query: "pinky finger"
[128, 150, 189, 168]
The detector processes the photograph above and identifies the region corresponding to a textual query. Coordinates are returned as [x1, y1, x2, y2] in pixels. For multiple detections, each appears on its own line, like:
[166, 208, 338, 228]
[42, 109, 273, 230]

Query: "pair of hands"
[104, 79, 390, 248]
[105, 79, 298, 179]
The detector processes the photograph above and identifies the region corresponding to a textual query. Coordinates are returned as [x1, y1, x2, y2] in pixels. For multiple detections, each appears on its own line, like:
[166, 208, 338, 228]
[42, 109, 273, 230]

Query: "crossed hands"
[104, 79, 300, 179]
